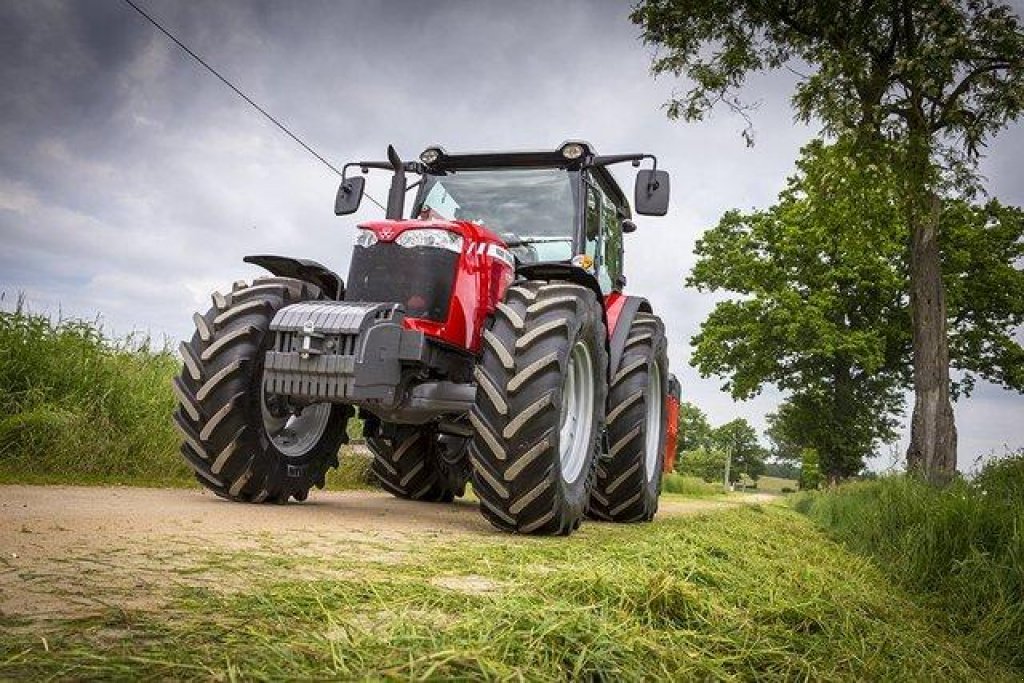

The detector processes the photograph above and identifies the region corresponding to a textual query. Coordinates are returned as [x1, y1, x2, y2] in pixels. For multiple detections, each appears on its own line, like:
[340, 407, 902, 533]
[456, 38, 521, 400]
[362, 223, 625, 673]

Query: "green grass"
[0, 304, 191, 486]
[794, 451, 1024, 669]
[1, 505, 1015, 681]
[660, 472, 723, 496]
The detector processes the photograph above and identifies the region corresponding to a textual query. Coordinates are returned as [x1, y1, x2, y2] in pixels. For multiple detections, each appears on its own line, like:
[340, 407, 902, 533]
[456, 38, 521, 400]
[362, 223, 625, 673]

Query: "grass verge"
[0, 305, 190, 486]
[660, 472, 722, 496]
[1, 505, 1016, 681]
[794, 451, 1024, 670]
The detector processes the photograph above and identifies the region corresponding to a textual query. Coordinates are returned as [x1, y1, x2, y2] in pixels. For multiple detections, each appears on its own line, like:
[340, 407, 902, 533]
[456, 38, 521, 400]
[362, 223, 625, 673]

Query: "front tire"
[368, 423, 467, 502]
[469, 281, 607, 535]
[172, 277, 349, 503]
[588, 312, 669, 522]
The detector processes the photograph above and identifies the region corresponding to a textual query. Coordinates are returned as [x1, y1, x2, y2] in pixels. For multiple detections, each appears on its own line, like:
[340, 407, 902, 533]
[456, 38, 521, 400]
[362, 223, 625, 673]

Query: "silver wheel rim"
[645, 360, 663, 484]
[559, 340, 595, 484]
[261, 387, 332, 458]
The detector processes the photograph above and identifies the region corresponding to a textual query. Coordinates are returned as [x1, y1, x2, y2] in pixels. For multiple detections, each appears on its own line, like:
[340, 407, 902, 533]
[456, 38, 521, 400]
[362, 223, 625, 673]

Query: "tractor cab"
[338, 142, 670, 298]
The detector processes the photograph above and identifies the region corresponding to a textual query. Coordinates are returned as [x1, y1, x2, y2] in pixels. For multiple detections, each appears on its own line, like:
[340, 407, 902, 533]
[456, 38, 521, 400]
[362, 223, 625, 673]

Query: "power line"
[120, 0, 386, 212]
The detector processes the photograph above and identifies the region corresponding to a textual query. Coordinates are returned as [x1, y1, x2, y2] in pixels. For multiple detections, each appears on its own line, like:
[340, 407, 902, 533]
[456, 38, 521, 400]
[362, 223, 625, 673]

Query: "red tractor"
[174, 142, 680, 535]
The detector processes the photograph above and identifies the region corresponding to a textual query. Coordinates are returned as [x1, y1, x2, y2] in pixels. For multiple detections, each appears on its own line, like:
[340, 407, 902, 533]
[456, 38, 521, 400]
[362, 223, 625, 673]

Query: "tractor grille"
[346, 242, 459, 322]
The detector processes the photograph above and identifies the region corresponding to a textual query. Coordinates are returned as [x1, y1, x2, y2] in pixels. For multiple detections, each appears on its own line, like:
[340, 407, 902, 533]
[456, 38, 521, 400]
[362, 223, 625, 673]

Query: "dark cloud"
[1, 0, 1020, 468]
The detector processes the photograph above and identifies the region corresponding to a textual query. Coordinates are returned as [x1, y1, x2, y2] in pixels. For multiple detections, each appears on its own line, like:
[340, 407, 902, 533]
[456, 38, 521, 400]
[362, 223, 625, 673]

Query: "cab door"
[584, 177, 625, 294]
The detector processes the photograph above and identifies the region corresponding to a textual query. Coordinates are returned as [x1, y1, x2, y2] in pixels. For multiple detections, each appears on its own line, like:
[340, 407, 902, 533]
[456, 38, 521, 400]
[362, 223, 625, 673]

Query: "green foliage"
[794, 449, 1024, 668]
[798, 448, 823, 490]
[677, 445, 728, 483]
[710, 417, 766, 480]
[676, 400, 712, 452]
[0, 305, 190, 486]
[763, 460, 801, 480]
[2, 507, 1017, 680]
[942, 200, 1024, 396]
[688, 138, 1023, 480]
[631, 0, 1024, 160]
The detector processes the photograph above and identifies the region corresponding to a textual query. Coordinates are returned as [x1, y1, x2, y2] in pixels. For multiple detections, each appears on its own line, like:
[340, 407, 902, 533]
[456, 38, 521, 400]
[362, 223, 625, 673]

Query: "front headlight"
[354, 229, 378, 248]
[395, 229, 463, 253]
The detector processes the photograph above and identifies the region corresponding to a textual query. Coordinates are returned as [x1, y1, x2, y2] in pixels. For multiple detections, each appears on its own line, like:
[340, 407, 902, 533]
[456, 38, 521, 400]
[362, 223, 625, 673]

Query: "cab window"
[601, 192, 624, 290]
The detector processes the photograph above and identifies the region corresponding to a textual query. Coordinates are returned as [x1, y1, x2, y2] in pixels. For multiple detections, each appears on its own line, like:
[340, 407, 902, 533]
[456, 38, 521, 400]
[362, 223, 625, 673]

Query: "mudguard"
[516, 262, 611, 377]
[607, 294, 653, 375]
[516, 263, 604, 303]
[243, 254, 345, 300]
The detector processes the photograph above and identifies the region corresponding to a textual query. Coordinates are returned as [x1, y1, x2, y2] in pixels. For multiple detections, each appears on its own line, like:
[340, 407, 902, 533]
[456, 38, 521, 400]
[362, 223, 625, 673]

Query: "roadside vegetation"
[0, 304, 190, 486]
[2, 504, 1017, 681]
[795, 450, 1024, 669]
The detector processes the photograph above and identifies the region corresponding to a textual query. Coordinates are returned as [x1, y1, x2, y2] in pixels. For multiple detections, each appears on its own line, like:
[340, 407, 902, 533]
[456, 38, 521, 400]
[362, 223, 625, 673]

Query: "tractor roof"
[423, 142, 630, 213]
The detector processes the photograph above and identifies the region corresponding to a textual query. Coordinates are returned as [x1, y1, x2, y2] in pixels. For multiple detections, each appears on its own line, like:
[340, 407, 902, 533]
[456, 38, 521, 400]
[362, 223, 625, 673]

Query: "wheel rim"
[260, 387, 332, 458]
[559, 340, 595, 484]
[644, 360, 663, 483]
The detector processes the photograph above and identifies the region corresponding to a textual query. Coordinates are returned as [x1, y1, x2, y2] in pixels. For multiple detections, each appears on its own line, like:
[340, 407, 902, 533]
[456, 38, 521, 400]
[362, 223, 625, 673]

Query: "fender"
[663, 374, 681, 473]
[243, 255, 345, 300]
[515, 262, 611, 379]
[606, 294, 653, 374]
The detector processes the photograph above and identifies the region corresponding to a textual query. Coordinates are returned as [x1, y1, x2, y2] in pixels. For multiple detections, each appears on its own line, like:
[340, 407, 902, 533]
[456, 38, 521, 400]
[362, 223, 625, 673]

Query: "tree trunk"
[904, 149, 957, 484]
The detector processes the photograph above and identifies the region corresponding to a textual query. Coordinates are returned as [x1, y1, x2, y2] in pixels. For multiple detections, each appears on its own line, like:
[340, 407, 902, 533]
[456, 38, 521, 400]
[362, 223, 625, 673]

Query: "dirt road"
[0, 486, 776, 621]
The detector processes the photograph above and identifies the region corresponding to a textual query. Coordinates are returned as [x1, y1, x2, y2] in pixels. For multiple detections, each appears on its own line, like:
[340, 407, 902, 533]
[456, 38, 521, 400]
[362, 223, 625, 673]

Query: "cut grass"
[1, 505, 1016, 681]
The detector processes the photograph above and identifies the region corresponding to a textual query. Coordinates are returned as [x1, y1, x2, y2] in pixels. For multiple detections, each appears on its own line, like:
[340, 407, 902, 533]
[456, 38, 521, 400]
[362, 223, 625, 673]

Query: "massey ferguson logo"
[379, 228, 394, 240]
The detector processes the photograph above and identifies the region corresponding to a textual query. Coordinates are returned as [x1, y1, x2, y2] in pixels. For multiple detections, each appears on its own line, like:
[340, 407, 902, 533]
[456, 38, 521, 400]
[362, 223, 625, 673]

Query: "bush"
[661, 472, 721, 496]
[794, 450, 1024, 670]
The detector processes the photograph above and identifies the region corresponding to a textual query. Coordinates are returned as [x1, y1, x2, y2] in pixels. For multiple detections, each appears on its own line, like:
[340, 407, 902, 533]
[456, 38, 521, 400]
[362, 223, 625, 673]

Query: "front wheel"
[173, 278, 349, 503]
[469, 281, 607, 535]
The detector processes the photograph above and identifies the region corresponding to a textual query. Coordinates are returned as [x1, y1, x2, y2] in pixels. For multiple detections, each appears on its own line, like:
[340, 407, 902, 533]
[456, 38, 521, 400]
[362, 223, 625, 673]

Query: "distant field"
[754, 475, 799, 493]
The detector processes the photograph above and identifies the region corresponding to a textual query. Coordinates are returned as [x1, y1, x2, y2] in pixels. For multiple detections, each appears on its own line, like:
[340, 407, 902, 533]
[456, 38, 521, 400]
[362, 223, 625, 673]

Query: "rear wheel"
[469, 281, 607, 535]
[367, 423, 467, 502]
[173, 277, 349, 503]
[588, 312, 668, 522]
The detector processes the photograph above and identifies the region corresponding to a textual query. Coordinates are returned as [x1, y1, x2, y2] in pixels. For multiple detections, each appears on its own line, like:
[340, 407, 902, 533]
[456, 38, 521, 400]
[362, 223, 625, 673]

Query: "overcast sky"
[1, 0, 1021, 470]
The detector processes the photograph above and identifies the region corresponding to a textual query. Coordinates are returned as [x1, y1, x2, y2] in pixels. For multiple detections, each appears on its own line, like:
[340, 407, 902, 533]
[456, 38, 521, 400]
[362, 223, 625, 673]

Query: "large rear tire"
[173, 277, 349, 503]
[469, 281, 607, 535]
[588, 312, 669, 522]
[367, 423, 468, 502]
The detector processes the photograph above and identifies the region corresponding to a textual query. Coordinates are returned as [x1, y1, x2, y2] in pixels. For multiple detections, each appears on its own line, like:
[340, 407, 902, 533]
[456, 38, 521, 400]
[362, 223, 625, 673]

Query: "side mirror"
[634, 170, 670, 216]
[621, 219, 637, 234]
[334, 176, 365, 215]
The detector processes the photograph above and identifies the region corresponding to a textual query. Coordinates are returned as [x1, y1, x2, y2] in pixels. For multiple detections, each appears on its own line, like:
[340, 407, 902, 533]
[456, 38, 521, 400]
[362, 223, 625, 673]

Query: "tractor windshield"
[415, 168, 575, 261]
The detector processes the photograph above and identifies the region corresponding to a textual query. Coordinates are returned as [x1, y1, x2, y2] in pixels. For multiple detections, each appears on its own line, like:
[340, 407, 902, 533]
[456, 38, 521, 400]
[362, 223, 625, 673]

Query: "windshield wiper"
[502, 236, 573, 248]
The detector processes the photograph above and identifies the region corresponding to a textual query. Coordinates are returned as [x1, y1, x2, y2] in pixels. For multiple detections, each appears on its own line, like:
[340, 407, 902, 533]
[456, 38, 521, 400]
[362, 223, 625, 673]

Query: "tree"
[798, 448, 823, 490]
[710, 418, 767, 480]
[632, 0, 1024, 483]
[677, 400, 713, 454]
[677, 445, 728, 482]
[687, 139, 1023, 482]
